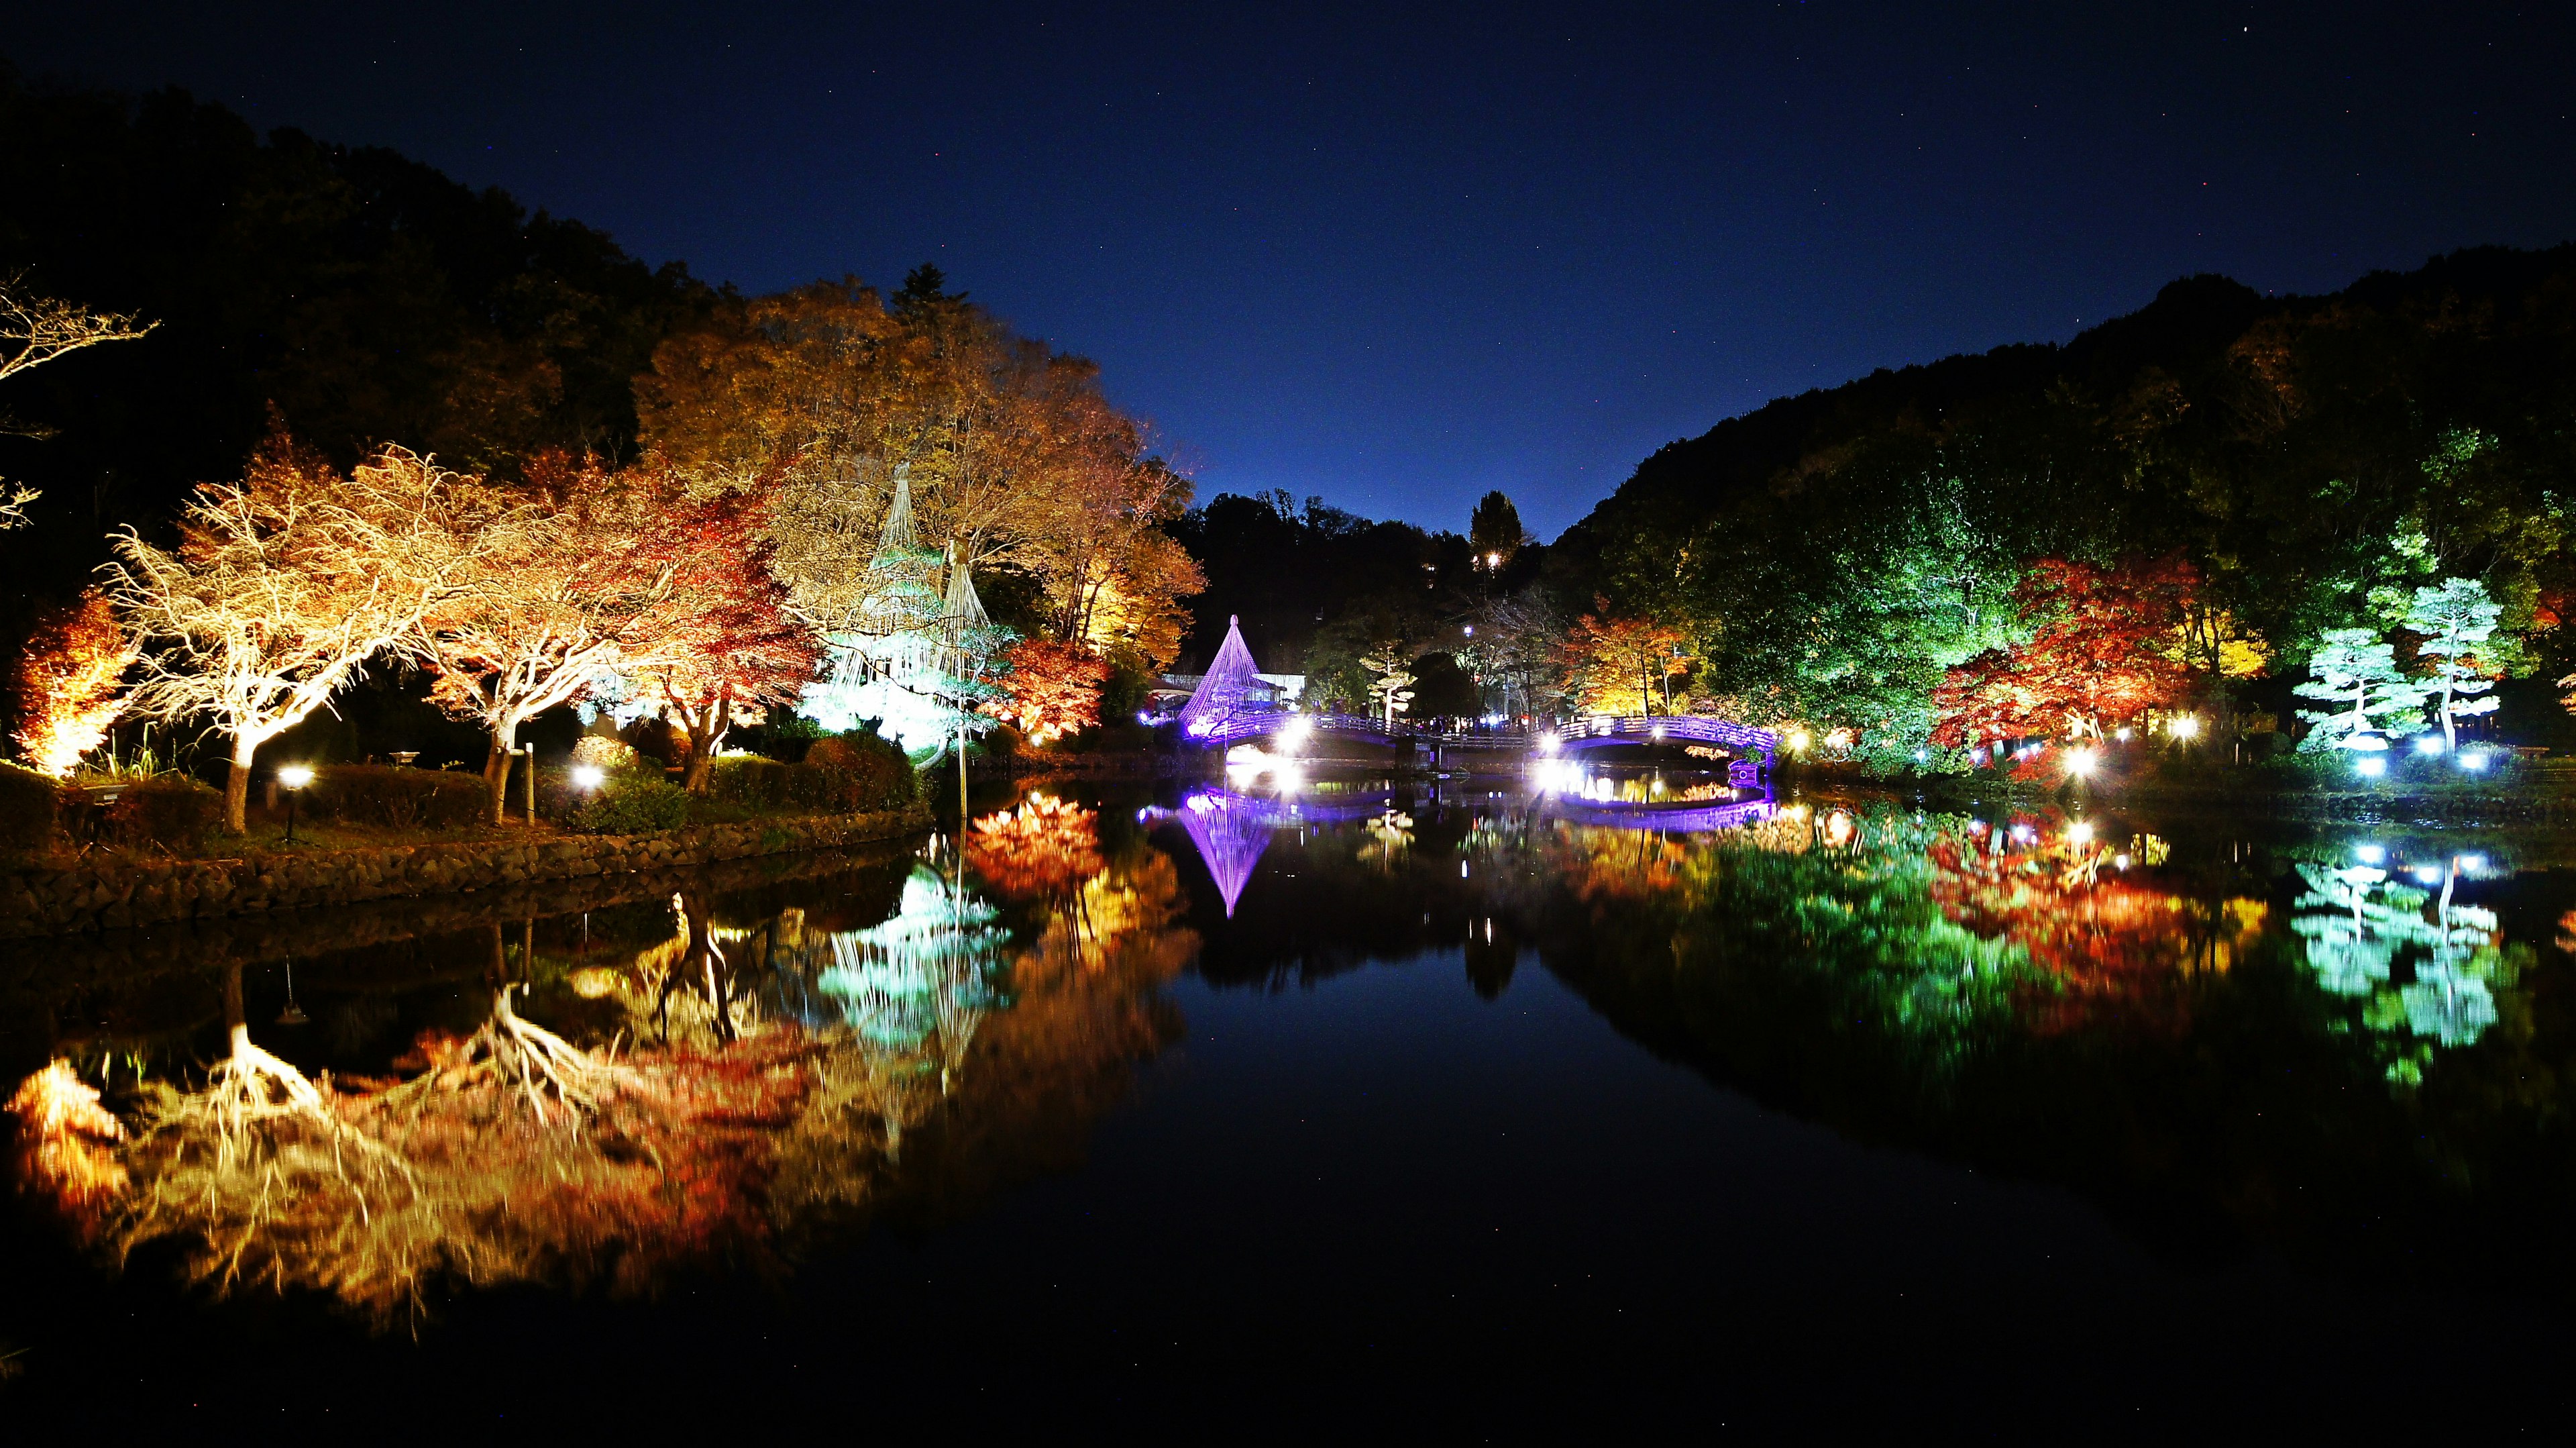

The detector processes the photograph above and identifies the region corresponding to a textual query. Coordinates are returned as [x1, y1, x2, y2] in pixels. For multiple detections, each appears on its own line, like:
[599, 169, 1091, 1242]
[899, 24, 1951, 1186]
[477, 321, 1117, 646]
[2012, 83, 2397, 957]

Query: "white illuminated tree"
[2292, 627, 2424, 753]
[109, 441, 510, 833]
[2404, 576, 2502, 751]
[0, 273, 156, 528]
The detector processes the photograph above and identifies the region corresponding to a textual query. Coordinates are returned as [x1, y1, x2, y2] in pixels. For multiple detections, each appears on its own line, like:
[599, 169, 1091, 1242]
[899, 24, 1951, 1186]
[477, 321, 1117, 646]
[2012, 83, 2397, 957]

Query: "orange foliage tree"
[11, 588, 133, 776]
[1556, 598, 1691, 716]
[981, 638, 1110, 744]
[1931, 556, 2197, 747]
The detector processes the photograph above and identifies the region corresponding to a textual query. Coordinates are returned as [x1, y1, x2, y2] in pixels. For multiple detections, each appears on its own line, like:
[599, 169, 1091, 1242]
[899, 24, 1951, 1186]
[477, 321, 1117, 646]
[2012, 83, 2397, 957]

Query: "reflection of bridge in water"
[1174, 615, 1777, 786]
[1152, 781, 1776, 920]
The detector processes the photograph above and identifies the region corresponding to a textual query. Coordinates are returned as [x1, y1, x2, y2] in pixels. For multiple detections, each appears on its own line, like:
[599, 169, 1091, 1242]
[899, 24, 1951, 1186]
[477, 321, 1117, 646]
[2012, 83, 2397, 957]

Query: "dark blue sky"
[14, 2, 2575, 538]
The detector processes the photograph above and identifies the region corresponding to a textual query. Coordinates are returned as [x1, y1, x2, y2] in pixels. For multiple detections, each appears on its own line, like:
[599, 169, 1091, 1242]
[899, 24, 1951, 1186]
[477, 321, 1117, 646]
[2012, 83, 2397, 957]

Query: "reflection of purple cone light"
[1177, 790, 1273, 917]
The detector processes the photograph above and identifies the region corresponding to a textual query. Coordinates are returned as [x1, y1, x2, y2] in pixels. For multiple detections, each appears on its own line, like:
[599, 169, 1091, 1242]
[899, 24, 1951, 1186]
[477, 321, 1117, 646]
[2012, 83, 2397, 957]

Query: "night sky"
[11, 2, 2574, 538]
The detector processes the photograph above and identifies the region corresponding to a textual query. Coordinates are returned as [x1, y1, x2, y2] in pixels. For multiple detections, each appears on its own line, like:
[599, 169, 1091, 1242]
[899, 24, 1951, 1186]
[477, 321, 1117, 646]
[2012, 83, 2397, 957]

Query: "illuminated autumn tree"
[423, 454, 706, 823]
[1556, 599, 1691, 717]
[635, 271, 1201, 669]
[627, 482, 822, 791]
[1931, 556, 2196, 747]
[11, 588, 134, 776]
[109, 438, 512, 833]
[0, 273, 156, 529]
[982, 637, 1110, 744]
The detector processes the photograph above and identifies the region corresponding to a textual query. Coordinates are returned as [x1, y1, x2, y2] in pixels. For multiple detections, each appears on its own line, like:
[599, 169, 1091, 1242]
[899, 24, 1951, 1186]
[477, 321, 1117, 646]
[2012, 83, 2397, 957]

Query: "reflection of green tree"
[1703, 829, 2041, 1051]
[2290, 862, 2524, 1084]
[816, 864, 1014, 1054]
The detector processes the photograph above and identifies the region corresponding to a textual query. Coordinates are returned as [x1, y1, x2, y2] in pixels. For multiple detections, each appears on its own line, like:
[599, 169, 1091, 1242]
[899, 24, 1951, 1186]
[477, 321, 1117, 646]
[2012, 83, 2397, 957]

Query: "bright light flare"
[2065, 749, 2098, 778]
[2169, 715, 2201, 739]
[1538, 731, 1562, 755]
[2412, 865, 2445, 885]
[2414, 735, 2445, 755]
[571, 764, 606, 790]
[2457, 853, 2488, 872]
[2068, 821, 2096, 846]
[2354, 844, 2385, 864]
[2355, 756, 2387, 778]
[1276, 715, 1316, 754]
[277, 765, 314, 789]
[2459, 752, 2491, 772]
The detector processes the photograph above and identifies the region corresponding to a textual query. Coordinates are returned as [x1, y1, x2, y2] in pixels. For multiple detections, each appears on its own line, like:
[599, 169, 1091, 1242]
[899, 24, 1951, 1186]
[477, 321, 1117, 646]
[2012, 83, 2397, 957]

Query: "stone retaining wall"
[0, 805, 933, 939]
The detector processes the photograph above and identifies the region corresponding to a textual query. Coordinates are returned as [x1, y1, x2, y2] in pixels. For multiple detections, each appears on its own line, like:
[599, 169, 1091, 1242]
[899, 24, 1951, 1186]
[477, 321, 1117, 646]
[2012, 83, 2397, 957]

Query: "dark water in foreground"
[7, 770, 2576, 1432]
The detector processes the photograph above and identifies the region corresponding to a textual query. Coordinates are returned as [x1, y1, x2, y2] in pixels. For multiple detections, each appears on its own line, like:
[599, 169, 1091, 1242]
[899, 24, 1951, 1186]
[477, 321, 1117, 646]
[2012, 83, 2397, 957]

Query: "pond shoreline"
[0, 803, 934, 939]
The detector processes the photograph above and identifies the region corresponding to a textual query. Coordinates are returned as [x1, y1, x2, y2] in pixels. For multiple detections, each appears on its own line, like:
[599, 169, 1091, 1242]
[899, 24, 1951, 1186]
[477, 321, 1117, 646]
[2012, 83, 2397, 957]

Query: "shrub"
[570, 776, 691, 835]
[708, 754, 793, 808]
[571, 735, 641, 772]
[0, 762, 60, 855]
[794, 727, 915, 814]
[312, 764, 491, 830]
[107, 776, 223, 853]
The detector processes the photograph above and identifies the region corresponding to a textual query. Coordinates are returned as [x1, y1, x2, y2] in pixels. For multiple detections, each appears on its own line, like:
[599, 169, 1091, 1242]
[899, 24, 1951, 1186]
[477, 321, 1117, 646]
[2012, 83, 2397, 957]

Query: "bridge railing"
[1552, 715, 1780, 755]
[1185, 710, 1779, 757]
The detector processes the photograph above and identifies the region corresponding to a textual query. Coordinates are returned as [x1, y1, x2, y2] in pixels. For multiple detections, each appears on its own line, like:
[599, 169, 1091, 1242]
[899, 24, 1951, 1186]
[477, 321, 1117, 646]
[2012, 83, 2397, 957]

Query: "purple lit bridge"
[1176, 616, 1778, 786]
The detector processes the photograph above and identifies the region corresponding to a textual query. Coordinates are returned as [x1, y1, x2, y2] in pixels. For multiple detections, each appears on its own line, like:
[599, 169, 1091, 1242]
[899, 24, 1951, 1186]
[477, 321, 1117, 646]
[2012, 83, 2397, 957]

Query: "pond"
[7, 768, 2576, 1431]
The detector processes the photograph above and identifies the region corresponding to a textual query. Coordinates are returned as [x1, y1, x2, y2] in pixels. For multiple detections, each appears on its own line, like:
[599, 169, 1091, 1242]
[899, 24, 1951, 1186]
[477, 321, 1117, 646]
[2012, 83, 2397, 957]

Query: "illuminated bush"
[571, 776, 692, 835]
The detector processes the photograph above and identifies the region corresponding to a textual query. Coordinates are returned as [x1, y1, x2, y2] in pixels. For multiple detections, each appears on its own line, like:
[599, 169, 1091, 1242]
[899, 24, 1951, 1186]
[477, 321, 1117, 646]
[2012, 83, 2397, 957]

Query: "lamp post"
[277, 765, 313, 844]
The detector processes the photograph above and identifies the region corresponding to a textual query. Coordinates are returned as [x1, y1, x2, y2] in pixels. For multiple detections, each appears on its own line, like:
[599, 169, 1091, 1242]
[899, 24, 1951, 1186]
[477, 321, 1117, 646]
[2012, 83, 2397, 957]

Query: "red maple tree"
[627, 478, 820, 790]
[1931, 555, 2196, 747]
[981, 637, 1110, 744]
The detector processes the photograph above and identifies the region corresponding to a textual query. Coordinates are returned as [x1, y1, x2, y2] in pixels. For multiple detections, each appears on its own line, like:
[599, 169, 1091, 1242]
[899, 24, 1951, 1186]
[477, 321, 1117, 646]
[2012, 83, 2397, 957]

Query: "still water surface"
[7, 771, 2576, 1431]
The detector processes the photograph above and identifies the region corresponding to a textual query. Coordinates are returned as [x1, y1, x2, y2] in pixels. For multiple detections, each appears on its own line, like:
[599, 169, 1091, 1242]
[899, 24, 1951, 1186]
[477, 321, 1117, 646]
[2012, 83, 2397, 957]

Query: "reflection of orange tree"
[966, 793, 1104, 900]
[8, 854, 1202, 1321]
[1548, 822, 1699, 905]
[1922, 834, 2265, 1036]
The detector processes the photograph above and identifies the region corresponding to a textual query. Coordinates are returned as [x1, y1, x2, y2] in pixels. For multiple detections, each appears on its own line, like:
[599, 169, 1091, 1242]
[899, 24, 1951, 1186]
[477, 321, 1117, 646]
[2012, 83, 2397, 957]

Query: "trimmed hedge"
[0, 763, 58, 855]
[313, 764, 492, 829]
[107, 776, 223, 853]
[708, 754, 793, 807]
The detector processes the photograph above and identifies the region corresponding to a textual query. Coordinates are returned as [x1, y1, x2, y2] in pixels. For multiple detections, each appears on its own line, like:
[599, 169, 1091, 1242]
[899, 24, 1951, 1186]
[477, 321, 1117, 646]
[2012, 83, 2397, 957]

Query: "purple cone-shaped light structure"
[1178, 615, 1269, 739]
[1177, 791, 1273, 917]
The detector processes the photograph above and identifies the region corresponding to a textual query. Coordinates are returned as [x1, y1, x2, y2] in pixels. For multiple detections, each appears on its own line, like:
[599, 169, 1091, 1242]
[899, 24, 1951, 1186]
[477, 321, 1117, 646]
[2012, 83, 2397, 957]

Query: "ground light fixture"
[571, 764, 606, 790]
[2356, 756, 2387, 778]
[2415, 735, 2445, 754]
[277, 764, 315, 844]
[2169, 715, 2201, 739]
[2460, 751, 2491, 771]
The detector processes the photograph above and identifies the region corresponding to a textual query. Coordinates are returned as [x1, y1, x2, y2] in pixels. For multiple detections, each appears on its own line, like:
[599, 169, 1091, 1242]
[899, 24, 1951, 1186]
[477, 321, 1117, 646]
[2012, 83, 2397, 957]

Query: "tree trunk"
[483, 715, 521, 825]
[223, 737, 256, 835]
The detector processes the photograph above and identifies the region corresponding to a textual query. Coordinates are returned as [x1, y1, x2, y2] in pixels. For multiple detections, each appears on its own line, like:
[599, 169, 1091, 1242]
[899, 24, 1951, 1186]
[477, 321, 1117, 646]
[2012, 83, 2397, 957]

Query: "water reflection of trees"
[8, 821, 1197, 1322]
[1509, 800, 2576, 1284]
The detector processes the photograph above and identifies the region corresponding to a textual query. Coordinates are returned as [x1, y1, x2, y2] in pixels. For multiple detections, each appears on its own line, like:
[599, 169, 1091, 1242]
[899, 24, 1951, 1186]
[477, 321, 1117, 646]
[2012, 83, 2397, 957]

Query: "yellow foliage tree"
[11, 588, 133, 776]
